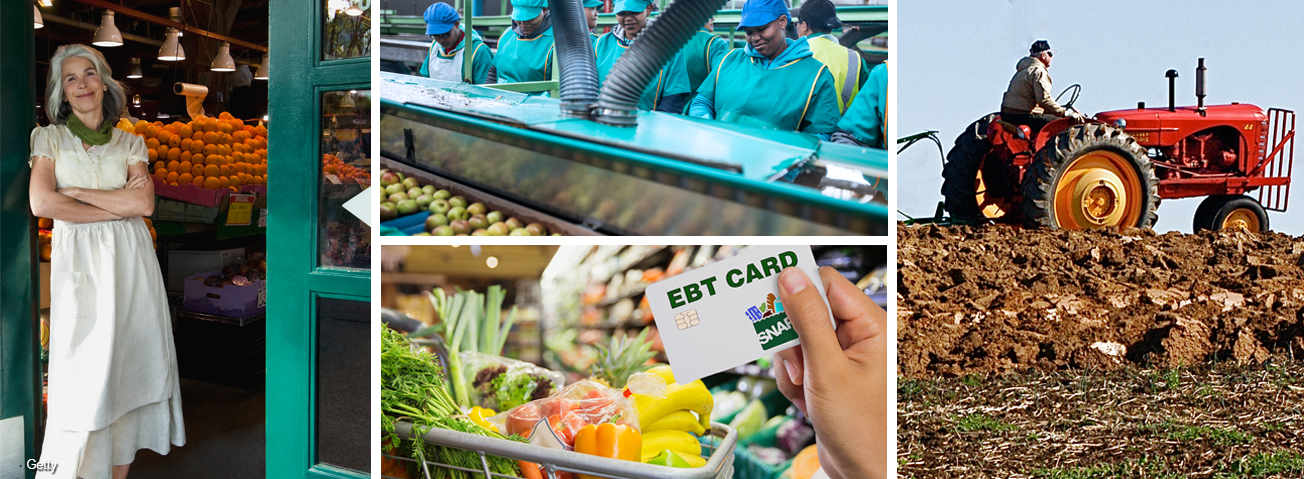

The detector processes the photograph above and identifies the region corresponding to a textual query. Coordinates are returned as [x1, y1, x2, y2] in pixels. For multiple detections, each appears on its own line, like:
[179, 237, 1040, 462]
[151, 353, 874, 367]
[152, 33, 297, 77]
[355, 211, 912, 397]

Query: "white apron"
[428, 41, 466, 82]
[30, 126, 185, 479]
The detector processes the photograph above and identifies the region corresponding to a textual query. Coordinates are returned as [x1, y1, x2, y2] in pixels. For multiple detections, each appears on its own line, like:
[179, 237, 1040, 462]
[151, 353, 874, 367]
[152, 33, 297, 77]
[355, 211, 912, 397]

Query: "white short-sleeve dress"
[30, 125, 186, 479]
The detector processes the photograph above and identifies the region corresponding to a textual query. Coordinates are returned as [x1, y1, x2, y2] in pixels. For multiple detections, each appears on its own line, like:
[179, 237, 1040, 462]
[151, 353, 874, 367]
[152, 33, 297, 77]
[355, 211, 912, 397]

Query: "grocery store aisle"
[127, 379, 265, 478]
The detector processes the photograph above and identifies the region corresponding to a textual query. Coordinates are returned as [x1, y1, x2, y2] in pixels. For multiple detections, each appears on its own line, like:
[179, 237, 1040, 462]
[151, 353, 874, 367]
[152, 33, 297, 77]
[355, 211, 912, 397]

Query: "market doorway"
[0, 2, 372, 478]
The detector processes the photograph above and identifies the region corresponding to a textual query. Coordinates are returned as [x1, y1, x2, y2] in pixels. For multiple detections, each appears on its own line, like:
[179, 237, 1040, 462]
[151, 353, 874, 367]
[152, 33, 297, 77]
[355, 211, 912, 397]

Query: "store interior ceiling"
[34, 0, 270, 120]
[384, 245, 561, 279]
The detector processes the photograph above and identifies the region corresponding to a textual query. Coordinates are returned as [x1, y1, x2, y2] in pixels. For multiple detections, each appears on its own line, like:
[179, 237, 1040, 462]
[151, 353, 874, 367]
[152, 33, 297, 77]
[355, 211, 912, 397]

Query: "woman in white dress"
[28, 44, 185, 479]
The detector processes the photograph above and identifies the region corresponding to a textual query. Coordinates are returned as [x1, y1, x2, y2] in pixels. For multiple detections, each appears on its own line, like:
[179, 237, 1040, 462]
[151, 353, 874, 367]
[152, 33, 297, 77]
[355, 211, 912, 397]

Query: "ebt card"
[645, 246, 831, 383]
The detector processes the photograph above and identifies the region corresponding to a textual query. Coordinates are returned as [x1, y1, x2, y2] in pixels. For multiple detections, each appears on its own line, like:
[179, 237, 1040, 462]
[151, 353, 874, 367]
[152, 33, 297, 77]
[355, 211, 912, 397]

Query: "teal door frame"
[0, 2, 41, 478]
[265, 1, 371, 478]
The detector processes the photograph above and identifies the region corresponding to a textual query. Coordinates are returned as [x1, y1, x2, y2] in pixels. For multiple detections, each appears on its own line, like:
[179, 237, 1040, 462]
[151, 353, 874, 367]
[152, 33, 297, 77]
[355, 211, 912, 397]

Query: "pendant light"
[169, 7, 184, 37]
[159, 28, 185, 61]
[127, 58, 143, 79]
[34, 5, 44, 29]
[133, 95, 141, 107]
[339, 92, 355, 109]
[344, 1, 363, 16]
[211, 42, 235, 72]
[254, 54, 269, 80]
[92, 10, 123, 47]
[39, 0, 53, 7]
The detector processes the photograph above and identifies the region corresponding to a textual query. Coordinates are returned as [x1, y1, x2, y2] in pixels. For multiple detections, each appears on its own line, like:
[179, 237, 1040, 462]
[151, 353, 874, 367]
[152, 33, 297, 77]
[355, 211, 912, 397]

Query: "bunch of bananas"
[633, 365, 714, 468]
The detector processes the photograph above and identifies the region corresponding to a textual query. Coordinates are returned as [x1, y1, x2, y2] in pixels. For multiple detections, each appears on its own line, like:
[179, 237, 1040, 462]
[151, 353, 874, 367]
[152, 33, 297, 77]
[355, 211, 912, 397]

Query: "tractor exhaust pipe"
[1165, 69, 1178, 112]
[1195, 58, 1207, 117]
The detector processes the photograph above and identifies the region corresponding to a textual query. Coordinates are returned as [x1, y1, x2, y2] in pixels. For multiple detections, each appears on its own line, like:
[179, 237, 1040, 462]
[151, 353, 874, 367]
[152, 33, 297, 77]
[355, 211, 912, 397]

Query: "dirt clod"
[898, 224, 1304, 376]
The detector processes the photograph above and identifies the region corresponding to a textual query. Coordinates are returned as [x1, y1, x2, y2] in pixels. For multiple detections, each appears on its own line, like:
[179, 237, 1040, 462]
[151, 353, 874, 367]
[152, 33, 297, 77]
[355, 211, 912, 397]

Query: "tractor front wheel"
[1193, 195, 1269, 233]
[1022, 123, 1159, 229]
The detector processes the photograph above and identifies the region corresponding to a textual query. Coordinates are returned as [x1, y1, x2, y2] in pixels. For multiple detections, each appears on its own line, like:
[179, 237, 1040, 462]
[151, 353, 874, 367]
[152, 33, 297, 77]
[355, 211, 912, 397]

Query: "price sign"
[226, 194, 257, 226]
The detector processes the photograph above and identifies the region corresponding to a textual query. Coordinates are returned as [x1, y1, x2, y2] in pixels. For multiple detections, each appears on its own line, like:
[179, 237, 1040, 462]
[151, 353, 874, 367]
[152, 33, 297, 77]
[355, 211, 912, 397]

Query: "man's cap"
[614, 0, 651, 14]
[583, 0, 603, 8]
[793, 0, 840, 32]
[511, 0, 547, 22]
[424, 3, 460, 36]
[1030, 40, 1054, 55]
[737, 0, 790, 30]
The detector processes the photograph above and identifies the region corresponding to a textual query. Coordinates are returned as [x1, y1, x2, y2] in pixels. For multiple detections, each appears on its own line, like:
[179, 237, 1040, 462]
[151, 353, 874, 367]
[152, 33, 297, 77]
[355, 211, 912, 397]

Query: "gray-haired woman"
[29, 44, 185, 479]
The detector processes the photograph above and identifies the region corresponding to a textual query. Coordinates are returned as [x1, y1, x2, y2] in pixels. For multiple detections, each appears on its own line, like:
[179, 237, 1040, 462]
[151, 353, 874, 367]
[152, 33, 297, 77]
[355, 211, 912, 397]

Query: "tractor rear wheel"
[1194, 195, 1269, 232]
[1021, 123, 1159, 229]
[942, 114, 1016, 224]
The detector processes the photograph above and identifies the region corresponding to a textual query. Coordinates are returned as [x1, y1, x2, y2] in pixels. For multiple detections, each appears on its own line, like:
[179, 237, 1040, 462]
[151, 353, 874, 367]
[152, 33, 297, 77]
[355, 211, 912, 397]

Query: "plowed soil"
[898, 360, 1304, 478]
[898, 224, 1304, 377]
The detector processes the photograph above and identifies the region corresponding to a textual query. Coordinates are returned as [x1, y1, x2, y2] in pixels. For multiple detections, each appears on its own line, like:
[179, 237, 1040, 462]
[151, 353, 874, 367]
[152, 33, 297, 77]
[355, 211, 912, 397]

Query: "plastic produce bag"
[461, 352, 565, 411]
[498, 380, 641, 451]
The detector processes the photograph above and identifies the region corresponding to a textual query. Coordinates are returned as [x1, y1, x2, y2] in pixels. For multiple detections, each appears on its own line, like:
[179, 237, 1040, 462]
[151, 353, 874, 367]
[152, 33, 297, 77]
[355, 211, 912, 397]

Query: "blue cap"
[424, 3, 460, 35]
[511, 0, 547, 21]
[583, 0, 603, 8]
[737, 0, 789, 30]
[613, 0, 650, 14]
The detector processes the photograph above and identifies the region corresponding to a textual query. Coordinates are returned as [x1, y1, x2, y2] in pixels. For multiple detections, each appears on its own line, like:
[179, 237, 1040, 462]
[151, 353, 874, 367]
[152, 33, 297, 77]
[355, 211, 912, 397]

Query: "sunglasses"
[430, 32, 451, 40]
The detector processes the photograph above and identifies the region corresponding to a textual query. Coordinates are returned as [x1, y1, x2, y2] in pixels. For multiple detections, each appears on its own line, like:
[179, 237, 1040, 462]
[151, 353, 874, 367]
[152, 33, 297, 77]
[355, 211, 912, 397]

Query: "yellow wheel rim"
[975, 164, 1016, 220]
[1222, 208, 1261, 232]
[1052, 150, 1143, 229]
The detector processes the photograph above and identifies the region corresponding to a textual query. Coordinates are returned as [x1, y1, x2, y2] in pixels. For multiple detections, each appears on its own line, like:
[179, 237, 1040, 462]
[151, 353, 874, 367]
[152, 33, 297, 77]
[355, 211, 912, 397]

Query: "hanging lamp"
[169, 7, 184, 37]
[344, 0, 363, 16]
[34, 5, 44, 29]
[159, 28, 185, 61]
[211, 42, 235, 72]
[92, 10, 123, 47]
[127, 57, 143, 78]
[254, 54, 269, 80]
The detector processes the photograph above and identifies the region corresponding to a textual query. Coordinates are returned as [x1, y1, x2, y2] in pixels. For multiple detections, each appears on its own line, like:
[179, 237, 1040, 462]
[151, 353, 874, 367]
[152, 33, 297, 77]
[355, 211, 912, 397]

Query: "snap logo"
[747, 293, 797, 349]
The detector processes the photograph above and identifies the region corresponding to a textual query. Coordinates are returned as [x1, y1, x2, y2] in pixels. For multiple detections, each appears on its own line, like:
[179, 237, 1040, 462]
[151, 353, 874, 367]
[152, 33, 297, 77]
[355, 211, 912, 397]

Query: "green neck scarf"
[66, 113, 115, 146]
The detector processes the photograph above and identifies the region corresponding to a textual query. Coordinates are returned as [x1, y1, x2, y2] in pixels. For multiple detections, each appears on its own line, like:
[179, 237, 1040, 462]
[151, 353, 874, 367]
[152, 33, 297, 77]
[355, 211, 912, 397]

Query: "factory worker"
[584, 0, 603, 46]
[688, 0, 841, 135]
[681, 17, 731, 108]
[419, 3, 494, 84]
[593, 0, 691, 113]
[792, 0, 869, 113]
[832, 61, 887, 148]
[492, 0, 556, 88]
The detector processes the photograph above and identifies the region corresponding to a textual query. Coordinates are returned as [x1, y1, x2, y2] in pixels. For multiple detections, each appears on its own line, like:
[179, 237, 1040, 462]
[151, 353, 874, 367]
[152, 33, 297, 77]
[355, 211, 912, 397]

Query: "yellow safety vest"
[807, 34, 860, 114]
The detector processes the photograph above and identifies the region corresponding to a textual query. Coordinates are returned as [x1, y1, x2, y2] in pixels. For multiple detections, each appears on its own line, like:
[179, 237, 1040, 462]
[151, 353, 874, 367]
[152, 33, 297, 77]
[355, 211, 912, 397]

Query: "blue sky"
[897, 0, 1304, 234]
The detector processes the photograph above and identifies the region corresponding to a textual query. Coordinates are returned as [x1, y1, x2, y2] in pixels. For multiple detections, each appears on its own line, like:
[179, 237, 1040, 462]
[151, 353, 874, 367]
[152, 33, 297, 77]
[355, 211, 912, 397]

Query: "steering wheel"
[1056, 84, 1081, 111]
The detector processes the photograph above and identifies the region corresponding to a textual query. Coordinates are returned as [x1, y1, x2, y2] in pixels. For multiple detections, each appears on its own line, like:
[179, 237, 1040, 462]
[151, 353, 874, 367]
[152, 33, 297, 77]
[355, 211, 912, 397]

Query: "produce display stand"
[148, 176, 269, 389]
[379, 73, 889, 236]
[385, 421, 737, 479]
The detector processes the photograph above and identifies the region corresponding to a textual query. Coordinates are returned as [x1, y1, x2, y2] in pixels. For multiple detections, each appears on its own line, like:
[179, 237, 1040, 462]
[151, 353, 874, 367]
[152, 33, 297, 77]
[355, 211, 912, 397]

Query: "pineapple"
[591, 327, 657, 389]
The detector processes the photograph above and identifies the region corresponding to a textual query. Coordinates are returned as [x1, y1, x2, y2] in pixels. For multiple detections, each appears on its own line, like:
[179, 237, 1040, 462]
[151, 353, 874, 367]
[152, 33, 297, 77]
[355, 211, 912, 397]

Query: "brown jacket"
[1001, 56, 1066, 116]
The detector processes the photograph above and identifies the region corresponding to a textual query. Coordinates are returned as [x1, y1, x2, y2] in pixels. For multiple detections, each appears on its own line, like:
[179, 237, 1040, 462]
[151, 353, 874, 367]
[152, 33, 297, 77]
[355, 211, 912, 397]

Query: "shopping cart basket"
[383, 421, 738, 479]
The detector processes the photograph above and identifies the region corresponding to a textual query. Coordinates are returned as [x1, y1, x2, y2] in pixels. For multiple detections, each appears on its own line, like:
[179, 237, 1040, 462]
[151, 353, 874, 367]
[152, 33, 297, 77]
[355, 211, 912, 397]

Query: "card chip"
[674, 309, 700, 330]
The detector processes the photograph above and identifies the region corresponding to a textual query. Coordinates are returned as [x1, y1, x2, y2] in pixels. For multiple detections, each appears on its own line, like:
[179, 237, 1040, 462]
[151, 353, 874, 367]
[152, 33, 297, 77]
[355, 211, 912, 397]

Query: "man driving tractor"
[1000, 40, 1084, 133]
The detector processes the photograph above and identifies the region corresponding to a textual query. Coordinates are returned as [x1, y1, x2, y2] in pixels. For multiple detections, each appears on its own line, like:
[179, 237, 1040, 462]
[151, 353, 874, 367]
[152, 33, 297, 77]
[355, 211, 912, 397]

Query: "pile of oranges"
[120, 112, 269, 191]
[35, 217, 158, 262]
[322, 153, 370, 184]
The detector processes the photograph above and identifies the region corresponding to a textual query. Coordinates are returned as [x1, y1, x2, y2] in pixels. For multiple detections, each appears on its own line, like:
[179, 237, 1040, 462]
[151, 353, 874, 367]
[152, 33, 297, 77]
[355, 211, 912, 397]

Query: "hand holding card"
[773, 266, 889, 479]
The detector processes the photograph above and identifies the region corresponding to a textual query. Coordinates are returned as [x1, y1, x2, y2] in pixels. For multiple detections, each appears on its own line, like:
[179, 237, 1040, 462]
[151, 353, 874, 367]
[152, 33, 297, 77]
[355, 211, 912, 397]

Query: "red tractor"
[943, 59, 1296, 232]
